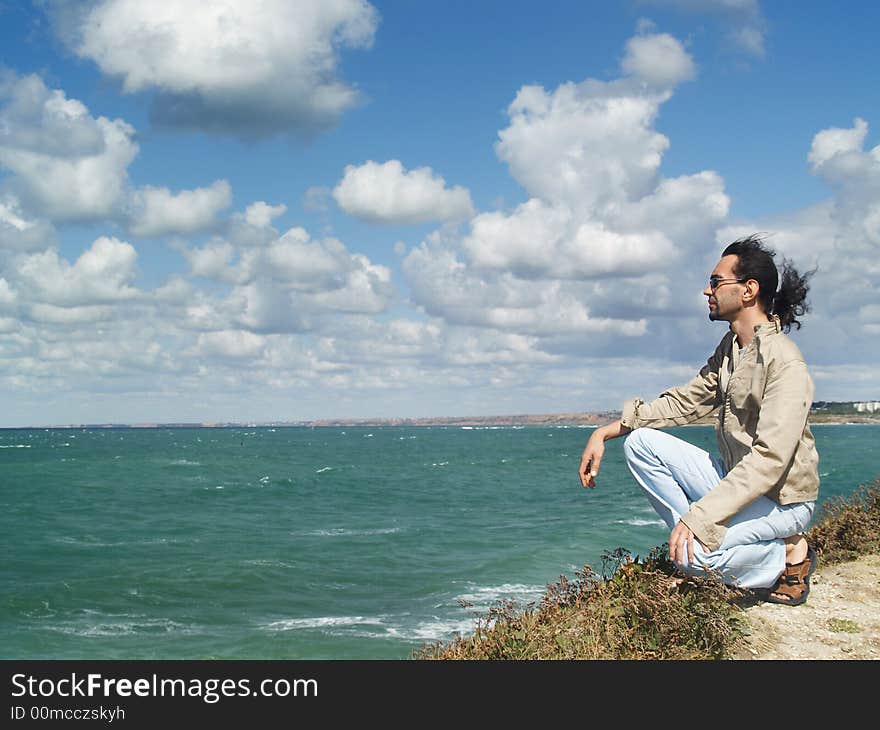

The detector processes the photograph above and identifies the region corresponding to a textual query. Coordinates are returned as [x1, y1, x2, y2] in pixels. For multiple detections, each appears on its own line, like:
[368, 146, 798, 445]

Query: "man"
[578, 234, 820, 605]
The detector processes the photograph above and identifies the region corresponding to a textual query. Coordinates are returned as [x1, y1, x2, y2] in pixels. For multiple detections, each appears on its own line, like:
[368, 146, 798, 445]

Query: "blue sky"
[1, 0, 878, 427]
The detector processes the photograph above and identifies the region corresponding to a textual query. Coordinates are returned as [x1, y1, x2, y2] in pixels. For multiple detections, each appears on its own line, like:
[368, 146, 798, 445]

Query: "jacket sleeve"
[680, 357, 814, 551]
[620, 336, 727, 430]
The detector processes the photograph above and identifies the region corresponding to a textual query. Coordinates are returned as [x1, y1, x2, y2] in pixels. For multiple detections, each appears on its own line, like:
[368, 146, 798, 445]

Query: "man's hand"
[668, 520, 706, 564]
[578, 431, 605, 488]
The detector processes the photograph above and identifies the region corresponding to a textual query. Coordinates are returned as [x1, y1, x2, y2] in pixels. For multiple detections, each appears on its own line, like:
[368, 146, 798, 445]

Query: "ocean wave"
[617, 518, 666, 527]
[240, 559, 297, 569]
[304, 527, 402, 537]
[169, 459, 201, 467]
[315, 466, 332, 473]
[261, 613, 480, 643]
[263, 615, 386, 632]
[52, 536, 182, 548]
[385, 617, 481, 641]
[0, 444, 31, 448]
[454, 582, 546, 606]
[46, 616, 196, 637]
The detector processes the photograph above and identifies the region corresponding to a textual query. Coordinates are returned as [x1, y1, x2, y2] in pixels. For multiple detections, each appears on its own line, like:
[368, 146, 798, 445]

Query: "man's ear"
[742, 278, 760, 303]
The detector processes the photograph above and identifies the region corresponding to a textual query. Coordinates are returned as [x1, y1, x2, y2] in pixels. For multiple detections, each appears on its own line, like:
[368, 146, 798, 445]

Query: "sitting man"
[578, 234, 819, 605]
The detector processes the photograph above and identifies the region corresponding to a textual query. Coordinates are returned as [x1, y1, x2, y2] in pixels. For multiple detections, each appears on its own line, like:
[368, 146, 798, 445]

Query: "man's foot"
[761, 546, 818, 606]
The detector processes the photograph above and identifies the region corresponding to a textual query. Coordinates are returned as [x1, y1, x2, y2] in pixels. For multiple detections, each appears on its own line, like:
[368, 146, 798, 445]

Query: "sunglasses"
[708, 275, 745, 290]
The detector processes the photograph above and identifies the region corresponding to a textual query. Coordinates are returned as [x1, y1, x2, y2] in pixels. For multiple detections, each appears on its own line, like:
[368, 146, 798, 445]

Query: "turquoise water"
[2, 424, 877, 660]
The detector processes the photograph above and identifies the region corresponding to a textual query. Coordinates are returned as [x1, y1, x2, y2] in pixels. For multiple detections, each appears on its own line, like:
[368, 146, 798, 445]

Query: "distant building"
[855, 401, 880, 413]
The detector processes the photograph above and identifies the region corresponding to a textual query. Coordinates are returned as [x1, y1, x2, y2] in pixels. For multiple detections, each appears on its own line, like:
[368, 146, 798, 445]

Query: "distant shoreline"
[3, 410, 878, 431]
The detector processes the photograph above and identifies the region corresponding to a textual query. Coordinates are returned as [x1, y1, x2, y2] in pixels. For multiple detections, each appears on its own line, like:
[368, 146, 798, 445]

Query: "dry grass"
[414, 478, 880, 661]
[806, 481, 880, 564]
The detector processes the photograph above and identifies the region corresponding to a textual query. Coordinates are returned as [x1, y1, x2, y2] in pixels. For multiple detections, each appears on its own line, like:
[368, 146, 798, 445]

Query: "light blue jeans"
[622, 427, 815, 589]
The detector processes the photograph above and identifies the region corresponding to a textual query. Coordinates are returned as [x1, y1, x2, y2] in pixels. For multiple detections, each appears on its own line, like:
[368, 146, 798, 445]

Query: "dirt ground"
[730, 553, 880, 660]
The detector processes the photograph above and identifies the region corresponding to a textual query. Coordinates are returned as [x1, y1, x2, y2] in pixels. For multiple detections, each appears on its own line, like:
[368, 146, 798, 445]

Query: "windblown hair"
[721, 234, 815, 332]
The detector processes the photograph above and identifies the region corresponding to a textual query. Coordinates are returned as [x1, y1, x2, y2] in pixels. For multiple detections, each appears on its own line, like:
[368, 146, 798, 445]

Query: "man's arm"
[620, 334, 729, 431]
[578, 419, 631, 488]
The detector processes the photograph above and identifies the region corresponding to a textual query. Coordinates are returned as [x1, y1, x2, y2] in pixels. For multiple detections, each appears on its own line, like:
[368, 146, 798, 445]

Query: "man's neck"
[730, 310, 771, 348]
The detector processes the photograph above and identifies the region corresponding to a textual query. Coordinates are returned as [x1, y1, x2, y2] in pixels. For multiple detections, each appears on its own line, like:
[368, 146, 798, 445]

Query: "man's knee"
[622, 427, 652, 463]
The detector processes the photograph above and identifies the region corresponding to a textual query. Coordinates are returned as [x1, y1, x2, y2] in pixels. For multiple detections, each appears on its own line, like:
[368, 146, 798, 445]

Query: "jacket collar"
[754, 315, 782, 336]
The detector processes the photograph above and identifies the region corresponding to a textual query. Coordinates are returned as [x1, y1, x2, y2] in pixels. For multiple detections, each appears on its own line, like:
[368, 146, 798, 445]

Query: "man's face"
[704, 254, 744, 322]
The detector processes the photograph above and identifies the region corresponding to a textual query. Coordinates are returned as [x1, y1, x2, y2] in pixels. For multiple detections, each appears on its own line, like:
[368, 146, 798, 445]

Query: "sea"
[1, 423, 877, 660]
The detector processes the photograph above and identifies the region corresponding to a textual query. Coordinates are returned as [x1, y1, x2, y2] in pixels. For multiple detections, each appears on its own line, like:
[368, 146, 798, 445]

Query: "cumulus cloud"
[0, 196, 56, 252]
[461, 199, 678, 279]
[403, 236, 647, 337]
[243, 201, 287, 228]
[52, 0, 379, 137]
[0, 73, 137, 221]
[403, 30, 718, 348]
[808, 118, 880, 250]
[13, 236, 139, 308]
[194, 330, 267, 360]
[715, 116, 880, 354]
[333, 160, 475, 224]
[127, 180, 232, 237]
[495, 35, 694, 213]
[174, 223, 395, 334]
[621, 32, 696, 88]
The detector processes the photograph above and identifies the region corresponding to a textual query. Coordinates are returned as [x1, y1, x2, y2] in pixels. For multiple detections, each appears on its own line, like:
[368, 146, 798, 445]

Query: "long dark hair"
[721, 234, 815, 332]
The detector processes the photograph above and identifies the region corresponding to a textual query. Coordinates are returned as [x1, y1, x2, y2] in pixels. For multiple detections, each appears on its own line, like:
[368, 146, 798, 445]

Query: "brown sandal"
[761, 547, 818, 606]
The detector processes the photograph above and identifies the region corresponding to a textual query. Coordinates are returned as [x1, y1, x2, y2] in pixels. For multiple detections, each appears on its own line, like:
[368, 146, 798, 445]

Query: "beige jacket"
[620, 316, 820, 551]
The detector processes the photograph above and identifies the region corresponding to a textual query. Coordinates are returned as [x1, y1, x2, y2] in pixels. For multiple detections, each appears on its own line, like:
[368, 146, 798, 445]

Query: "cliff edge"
[732, 553, 880, 659]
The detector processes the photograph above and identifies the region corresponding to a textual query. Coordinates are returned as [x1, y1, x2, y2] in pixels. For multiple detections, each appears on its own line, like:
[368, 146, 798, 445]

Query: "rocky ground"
[730, 553, 880, 660]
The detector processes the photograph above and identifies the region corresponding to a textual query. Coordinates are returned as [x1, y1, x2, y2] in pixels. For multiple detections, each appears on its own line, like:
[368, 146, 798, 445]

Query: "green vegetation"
[414, 478, 880, 660]
[826, 618, 860, 634]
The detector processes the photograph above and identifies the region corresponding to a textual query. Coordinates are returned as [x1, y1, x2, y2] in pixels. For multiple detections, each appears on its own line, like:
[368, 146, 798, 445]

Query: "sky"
[1, 0, 878, 427]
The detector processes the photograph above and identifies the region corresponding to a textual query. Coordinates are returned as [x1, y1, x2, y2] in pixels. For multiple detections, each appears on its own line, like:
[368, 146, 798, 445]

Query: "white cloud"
[403, 30, 718, 346]
[127, 180, 232, 237]
[244, 201, 287, 228]
[806, 118, 880, 250]
[195, 330, 266, 360]
[639, 0, 767, 58]
[0, 196, 56, 252]
[0, 74, 138, 221]
[402, 237, 647, 337]
[621, 32, 696, 88]
[716, 116, 880, 351]
[173, 223, 395, 334]
[333, 160, 474, 224]
[14, 236, 139, 307]
[56, 0, 379, 137]
[495, 50, 693, 212]
[180, 240, 237, 281]
[461, 199, 679, 279]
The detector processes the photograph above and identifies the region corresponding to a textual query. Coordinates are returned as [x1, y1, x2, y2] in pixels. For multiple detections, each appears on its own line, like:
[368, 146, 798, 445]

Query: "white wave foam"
[263, 615, 386, 632]
[241, 559, 296, 569]
[170, 459, 200, 466]
[48, 617, 195, 637]
[455, 582, 546, 606]
[53, 536, 179, 548]
[388, 617, 481, 641]
[306, 527, 401, 537]
[315, 466, 332, 473]
[0, 444, 31, 448]
[618, 518, 666, 527]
